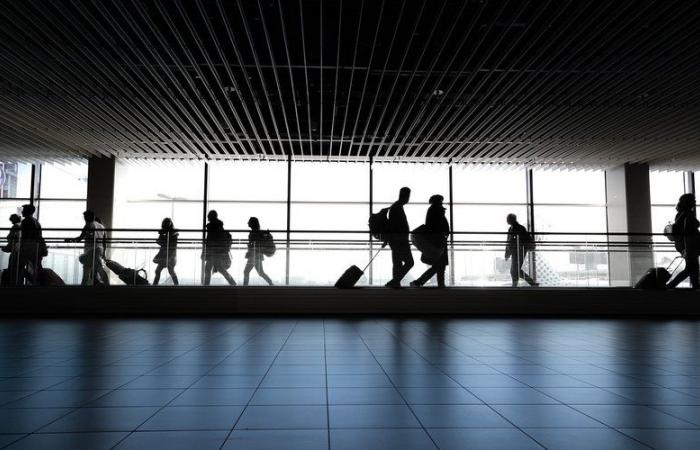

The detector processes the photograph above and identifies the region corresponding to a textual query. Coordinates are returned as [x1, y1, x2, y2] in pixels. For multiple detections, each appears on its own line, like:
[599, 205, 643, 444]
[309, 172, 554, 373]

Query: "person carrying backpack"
[1, 214, 21, 286]
[667, 193, 700, 289]
[410, 195, 449, 288]
[202, 210, 236, 286]
[505, 213, 538, 287]
[18, 204, 45, 285]
[66, 210, 108, 286]
[385, 187, 414, 288]
[243, 217, 273, 286]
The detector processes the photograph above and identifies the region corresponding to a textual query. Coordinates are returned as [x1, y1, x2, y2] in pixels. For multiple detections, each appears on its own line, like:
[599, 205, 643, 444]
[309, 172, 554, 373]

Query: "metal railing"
[0, 227, 682, 288]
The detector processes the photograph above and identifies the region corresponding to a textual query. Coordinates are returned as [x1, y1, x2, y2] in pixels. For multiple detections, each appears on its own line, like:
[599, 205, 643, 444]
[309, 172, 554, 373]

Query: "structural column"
[86, 156, 116, 229]
[605, 163, 653, 286]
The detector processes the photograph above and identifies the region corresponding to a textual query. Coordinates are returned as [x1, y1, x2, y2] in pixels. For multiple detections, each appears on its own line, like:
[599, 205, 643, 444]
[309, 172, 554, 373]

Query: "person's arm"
[66, 226, 87, 243]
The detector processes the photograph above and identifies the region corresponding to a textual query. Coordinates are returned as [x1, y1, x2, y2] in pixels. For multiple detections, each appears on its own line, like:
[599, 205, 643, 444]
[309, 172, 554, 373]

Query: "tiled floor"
[0, 318, 699, 449]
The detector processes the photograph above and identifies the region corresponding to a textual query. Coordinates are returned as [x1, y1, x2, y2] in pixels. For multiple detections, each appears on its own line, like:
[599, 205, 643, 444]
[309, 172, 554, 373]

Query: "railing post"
[448, 164, 455, 286]
[201, 162, 209, 286]
[525, 169, 536, 282]
[369, 156, 374, 285]
[285, 153, 292, 285]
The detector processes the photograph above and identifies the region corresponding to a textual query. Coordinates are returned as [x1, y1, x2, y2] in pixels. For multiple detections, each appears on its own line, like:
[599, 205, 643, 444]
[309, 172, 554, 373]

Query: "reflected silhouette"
[153, 217, 179, 285]
[411, 195, 449, 288]
[385, 187, 414, 288]
[66, 210, 108, 286]
[667, 193, 699, 288]
[1, 213, 21, 286]
[505, 213, 538, 287]
[202, 210, 236, 286]
[243, 217, 273, 286]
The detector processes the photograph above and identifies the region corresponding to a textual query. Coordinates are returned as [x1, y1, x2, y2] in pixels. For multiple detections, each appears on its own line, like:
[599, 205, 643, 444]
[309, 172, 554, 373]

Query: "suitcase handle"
[361, 249, 383, 272]
[667, 256, 684, 276]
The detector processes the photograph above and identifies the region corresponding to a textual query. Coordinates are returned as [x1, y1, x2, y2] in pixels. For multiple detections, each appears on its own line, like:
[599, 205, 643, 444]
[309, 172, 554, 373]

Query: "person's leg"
[510, 256, 519, 287]
[243, 261, 254, 286]
[687, 254, 699, 288]
[220, 268, 236, 286]
[168, 261, 179, 285]
[396, 241, 414, 282]
[390, 243, 401, 283]
[203, 260, 213, 286]
[436, 263, 446, 287]
[255, 261, 273, 286]
[518, 251, 537, 286]
[153, 264, 164, 285]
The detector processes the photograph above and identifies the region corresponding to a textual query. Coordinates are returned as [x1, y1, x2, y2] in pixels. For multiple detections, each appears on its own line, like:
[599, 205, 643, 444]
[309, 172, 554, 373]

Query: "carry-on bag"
[335, 250, 382, 289]
[38, 268, 65, 286]
[634, 256, 683, 289]
[105, 259, 150, 286]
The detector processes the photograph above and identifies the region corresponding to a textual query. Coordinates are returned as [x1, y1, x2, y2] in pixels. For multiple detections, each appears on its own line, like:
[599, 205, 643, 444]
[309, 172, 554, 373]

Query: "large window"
[208, 161, 288, 285]
[649, 171, 686, 271]
[37, 162, 88, 234]
[532, 170, 608, 286]
[451, 167, 527, 286]
[289, 161, 369, 285]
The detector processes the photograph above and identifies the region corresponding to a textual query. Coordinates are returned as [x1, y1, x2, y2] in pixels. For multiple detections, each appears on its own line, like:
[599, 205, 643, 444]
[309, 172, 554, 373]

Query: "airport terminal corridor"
[0, 318, 699, 450]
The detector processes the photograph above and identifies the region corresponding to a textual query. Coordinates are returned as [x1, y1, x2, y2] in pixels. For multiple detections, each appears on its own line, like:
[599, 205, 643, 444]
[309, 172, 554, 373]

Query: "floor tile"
[470, 387, 559, 404]
[170, 388, 255, 406]
[399, 387, 482, 404]
[327, 374, 393, 388]
[224, 430, 328, 450]
[492, 404, 603, 428]
[573, 404, 697, 428]
[4, 389, 109, 408]
[139, 405, 243, 430]
[620, 428, 700, 450]
[525, 428, 651, 450]
[260, 374, 326, 388]
[536, 387, 635, 405]
[452, 374, 527, 388]
[88, 389, 183, 407]
[428, 428, 543, 450]
[412, 404, 513, 428]
[330, 404, 420, 428]
[330, 428, 436, 450]
[0, 408, 71, 433]
[647, 405, 700, 426]
[250, 388, 326, 405]
[114, 430, 228, 450]
[41, 407, 159, 432]
[6, 432, 127, 450]
[235, 405, 328, 429]
[328, 387, 404, 404]
[190, 376, 264, 389]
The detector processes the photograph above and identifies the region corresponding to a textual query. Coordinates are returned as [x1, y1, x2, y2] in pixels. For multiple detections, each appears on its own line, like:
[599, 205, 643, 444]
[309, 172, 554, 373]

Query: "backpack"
[523, 230, 536, 250]
[369, 208, 390, 241]
[664, 222, 677, 242]
[222, 230, 233, 249]
[260, 230, 276, 257]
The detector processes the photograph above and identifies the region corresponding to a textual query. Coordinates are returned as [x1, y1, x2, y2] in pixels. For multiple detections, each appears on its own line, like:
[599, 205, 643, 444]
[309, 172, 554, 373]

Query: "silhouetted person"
[18, 204, 44, 285]
[243, 217, 273, 286]
[667, 193, 699, 289]
[411, 195, 449, 288]
[2, 214, 21, 285]
[202, 210, 236, 286]
[386, 187, 414, 288]
[505, 213, 538, 287]
[153, 218, 179, 285]
[66, 210, 107, 286]
[93, 217, 110, 285]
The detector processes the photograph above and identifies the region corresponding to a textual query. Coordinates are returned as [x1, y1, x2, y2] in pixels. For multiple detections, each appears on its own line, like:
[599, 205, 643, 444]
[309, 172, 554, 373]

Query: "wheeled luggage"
[634, 257, 682, 289]
[105, 259, 149, 286]
[335, 250, 382, 289]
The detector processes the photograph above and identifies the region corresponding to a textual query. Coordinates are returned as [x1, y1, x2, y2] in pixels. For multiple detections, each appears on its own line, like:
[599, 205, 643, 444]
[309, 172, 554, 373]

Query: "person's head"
[95, 217, 103, 224]
[83, 210, 95, 223]
[506, 213, 517, 226]
[248, 217, 260, 230]
[9, 214, 21, 225]
[21, 204, 35, 218]
[677, 193, 696, 213]
[398, 187, 411, 205]
[161, 217, 173, 230]
[207, 210, 218, 222]
[429, 194, 444, 206]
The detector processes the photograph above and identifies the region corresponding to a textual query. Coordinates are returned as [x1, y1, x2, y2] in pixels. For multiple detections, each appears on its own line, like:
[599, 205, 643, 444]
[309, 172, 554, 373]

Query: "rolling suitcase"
[335, 250, 382, 289]
[38, 268, 65, 286]
[634, 256, 682, 289]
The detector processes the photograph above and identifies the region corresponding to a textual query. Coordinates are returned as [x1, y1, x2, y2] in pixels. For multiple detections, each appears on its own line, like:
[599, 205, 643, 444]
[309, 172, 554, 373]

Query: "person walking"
[202, 210, 236, 286]
[18, 204, 45, 285]
[153, 218, 179, 285]
[1, 214, 22, 285]
[66, 210, 107, 286]
[667, 193, 699, 289]
[505, 213, 538, 287]
[243, 217, 273, 286]
[411, 195, 449, 288]
[385, 187, 414, 288]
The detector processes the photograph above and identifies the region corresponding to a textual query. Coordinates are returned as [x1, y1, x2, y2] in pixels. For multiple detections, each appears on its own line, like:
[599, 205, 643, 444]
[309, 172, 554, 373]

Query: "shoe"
[530, 282, 540, 287]
[385, 280, 402, 289]
[410, 281, 421, 288]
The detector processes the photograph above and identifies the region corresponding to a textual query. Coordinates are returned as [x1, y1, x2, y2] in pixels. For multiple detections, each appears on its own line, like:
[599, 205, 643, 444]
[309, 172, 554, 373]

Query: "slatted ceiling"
[0, 1, 699, 168]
